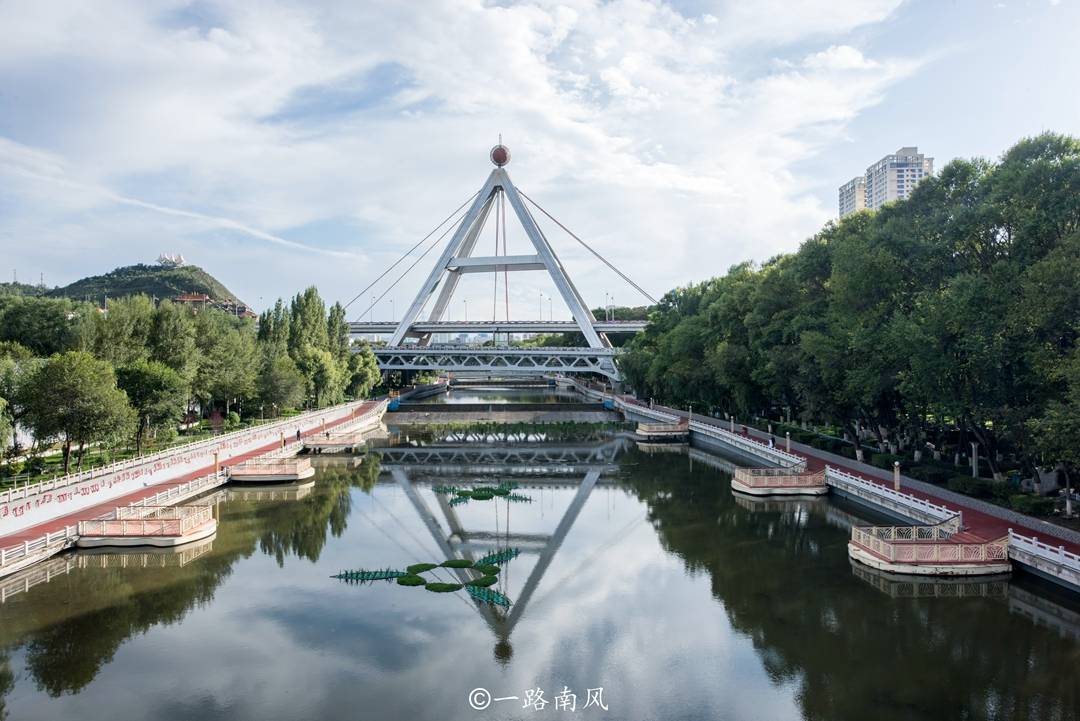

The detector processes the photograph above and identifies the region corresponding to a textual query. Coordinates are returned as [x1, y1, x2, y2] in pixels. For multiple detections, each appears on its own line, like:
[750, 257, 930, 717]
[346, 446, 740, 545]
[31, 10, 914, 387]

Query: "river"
[0, 403, 1077, 720]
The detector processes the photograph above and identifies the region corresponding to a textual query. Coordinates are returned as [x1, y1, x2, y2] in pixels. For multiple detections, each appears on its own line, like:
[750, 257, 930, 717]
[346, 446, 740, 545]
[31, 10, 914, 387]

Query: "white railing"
[688, 420, 806, 468]
[0, 524, 79, 573]
[825, 466, 960, 528]
[851, 526, 1008, 564]
[124, 470, 227, 512]
[734, 467, 825, 488]
[1, 398, 375, 505]
[1008, 530, 1080, 575]
[231, 458, 313, 476]
[79, 505, 213, 537]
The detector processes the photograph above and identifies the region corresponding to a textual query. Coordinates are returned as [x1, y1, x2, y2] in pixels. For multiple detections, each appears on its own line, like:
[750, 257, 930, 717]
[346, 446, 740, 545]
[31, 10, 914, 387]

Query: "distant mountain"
[48, 263, 247, 307]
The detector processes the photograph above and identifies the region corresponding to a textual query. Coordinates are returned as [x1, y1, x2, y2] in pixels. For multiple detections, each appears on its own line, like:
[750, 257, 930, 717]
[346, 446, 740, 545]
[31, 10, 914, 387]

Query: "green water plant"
[465, 575, 498, 588]
[468, 586, 512, 607]
[441, 559, 474, 568]
[470, 488, 495, 501]
[507, 494, 533, 503]
[432, 485, 459, 495]
[396, 575, 427, 587]
[449, 496, 471, 507]
[474, 563, 501, 575]
[426, 582, 464, 593]
[476, 548, 521, 566]
[406, 563, 438, 574]
[332, 568, 407, 582]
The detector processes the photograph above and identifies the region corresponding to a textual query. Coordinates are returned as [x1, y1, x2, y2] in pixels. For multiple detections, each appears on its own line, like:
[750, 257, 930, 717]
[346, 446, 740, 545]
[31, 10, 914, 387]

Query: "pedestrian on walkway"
[296, 428, 301, 442]
[768, 435, 776, 448]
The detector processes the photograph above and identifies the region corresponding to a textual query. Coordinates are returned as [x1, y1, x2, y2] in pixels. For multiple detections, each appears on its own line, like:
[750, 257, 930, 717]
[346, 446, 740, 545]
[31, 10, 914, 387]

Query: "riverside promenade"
[0, 399, 384, 576]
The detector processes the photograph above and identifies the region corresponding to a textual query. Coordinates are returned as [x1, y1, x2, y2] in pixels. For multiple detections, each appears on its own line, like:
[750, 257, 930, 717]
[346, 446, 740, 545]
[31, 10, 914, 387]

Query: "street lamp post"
[464, 299, 468, 322]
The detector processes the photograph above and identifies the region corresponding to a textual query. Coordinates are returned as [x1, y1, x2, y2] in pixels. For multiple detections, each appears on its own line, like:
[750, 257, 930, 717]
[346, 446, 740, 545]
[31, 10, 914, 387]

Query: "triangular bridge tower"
[349, 145, 652, 382]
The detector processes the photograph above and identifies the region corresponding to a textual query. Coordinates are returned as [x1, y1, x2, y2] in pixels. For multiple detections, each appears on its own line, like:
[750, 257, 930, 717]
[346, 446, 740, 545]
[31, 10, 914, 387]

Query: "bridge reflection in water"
[380, 435, 631, 660]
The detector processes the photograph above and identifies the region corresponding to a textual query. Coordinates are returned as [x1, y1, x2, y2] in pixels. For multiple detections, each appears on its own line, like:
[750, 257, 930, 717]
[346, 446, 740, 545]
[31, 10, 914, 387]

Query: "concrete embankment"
[387, 402, 620, 424]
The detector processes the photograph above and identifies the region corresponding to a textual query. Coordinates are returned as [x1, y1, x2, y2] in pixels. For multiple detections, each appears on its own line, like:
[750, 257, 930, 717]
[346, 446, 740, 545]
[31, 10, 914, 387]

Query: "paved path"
[0, 400, 382, 548]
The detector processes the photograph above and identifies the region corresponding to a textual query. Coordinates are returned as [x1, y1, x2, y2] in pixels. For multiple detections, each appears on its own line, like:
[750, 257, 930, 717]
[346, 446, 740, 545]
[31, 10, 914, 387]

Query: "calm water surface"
[1, 432, 1078, 721]
[406, 385, 584, 404]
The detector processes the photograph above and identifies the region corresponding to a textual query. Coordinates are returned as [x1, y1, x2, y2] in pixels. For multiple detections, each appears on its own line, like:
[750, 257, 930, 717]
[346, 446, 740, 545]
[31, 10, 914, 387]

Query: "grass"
[426, 582, 463, 593]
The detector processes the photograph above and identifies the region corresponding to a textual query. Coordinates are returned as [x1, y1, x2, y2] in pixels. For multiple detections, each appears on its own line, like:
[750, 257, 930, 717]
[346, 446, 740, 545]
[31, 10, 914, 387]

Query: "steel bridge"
[348, 143, 653, 382]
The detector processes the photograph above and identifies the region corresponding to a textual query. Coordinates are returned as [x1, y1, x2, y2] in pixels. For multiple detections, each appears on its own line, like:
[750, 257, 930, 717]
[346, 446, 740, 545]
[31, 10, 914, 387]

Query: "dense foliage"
[622, 133, 1080, 478]
[0, 286, 379, 471]
[45, 263, 245, 307]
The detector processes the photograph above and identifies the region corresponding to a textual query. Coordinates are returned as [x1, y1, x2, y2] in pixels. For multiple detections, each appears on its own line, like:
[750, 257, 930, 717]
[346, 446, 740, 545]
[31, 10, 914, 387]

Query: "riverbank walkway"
[0, 400, 383, 552]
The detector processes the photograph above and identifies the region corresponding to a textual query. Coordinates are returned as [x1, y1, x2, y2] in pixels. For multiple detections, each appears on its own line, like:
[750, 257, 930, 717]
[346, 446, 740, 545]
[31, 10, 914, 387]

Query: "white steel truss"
[374, 345, 620, 380]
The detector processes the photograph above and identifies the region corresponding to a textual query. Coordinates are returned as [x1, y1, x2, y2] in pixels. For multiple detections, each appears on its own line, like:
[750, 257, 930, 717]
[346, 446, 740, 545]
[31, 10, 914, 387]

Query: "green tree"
[116, 360, 187, 452]
[257, 351, 307, 413]
[347, 342, 380, 398]
[91, 295, 155, 367]
[16, 352, 134, 472]
[147, 300, 197, 382]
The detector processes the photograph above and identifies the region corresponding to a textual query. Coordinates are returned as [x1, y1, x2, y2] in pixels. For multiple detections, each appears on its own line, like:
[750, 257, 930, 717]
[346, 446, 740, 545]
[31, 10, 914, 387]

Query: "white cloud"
[0, 0, 916, 313]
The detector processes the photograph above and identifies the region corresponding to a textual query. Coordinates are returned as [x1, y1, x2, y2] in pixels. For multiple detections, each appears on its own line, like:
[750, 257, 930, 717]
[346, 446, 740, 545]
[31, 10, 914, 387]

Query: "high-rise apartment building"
[839, 146, 934, 217]
[838, 176, 866, 217]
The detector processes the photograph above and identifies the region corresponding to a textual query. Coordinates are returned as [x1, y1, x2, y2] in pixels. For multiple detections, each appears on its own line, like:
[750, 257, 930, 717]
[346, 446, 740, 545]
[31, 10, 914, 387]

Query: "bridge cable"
[342, 190, 480, 314]
[519, 190, 658, 305]
[352, 197, 474, 322]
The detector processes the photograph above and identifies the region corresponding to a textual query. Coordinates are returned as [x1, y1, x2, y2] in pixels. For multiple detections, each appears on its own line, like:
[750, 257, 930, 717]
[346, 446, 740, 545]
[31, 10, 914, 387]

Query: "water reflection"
[0, 436, 1077, 721]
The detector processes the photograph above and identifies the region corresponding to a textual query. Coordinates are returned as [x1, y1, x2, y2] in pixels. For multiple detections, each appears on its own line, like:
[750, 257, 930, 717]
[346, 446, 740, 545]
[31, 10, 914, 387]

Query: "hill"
[0, 281, 51, 297]
[48, 264, 247, 307]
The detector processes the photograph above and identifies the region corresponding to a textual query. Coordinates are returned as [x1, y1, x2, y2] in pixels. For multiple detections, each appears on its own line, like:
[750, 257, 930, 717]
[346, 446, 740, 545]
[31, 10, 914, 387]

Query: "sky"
[1, 0, 1078, 320]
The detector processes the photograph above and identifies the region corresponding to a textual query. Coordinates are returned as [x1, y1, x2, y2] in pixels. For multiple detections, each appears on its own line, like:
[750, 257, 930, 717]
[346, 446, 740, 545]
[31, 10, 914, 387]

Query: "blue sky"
[1, 0, 1078, 318]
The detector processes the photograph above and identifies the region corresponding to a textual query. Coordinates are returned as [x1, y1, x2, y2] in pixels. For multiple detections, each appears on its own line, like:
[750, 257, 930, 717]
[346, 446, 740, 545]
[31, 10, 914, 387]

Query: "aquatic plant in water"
[507, 494, 533, 503]
[426, 582, 464, 593]
[449, 496, 471, 507]
[465, 575, 498, 588]
[441, 559, 474, 568]
[397, 575, 427, 587]
[468, 586, 512, 607]
[474, 564, 501, 575]
[432, 485, 459, 495]
[470, 489, 495, 501]
[407, 563, 438, 574]
[475, 548, 521, 566]
[332, 568, 407, 583]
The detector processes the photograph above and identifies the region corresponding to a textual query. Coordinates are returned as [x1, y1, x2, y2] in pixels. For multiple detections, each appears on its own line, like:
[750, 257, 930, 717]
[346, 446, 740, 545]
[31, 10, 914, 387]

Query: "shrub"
[907, 466, 951, 485]
[1009, 494, 1056, 517]
[947, 475, 995, 499]
[224, 411, 242, 430]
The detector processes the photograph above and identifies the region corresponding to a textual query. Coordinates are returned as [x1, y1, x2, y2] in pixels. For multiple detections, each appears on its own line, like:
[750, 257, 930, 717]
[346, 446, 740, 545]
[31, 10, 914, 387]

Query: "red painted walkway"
[695, 413, 1080, 555]
[0, 401, 382, 549]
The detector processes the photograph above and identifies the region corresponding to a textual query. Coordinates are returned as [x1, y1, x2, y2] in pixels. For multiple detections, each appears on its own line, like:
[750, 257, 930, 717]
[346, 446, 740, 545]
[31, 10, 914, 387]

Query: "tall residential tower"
[839, 146, 934, 217]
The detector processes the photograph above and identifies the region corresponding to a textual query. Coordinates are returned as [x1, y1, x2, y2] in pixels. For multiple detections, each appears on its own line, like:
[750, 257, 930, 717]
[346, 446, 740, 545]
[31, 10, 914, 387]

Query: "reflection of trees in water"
[623, 449, 1080, 721]
[0, 455, 383, 704]
[0, 656, 12, 721]
[254, 454, 381, 565]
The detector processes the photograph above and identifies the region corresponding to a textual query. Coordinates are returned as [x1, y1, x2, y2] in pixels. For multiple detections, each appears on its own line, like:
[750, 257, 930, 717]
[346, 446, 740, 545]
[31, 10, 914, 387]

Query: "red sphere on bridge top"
[490, 144, 510, 167]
